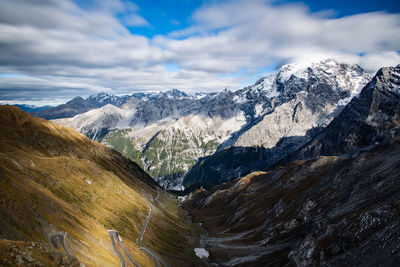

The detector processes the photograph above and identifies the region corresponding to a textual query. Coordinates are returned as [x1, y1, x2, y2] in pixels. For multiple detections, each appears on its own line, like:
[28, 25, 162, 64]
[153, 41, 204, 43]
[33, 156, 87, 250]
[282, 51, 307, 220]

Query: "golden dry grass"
[0, 106, 202, 266]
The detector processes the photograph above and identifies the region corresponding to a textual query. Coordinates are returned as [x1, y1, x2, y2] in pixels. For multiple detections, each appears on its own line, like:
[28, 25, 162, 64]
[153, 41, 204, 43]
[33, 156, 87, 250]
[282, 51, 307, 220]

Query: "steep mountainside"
[279, 64, 400, 164]
[51, 60, 372, 189]
[0, 106, 203, 266]
[182, 66, 400, 266]
[102, 112, 246, 189]
[183, 139, 400, 266]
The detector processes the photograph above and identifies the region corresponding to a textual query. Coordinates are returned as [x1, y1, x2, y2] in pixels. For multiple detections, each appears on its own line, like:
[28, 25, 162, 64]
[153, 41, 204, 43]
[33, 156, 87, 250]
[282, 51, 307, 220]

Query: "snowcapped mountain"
[183, 59, 372, 189]
[50, 59, 372, 189]
[218, 59, 371, 149]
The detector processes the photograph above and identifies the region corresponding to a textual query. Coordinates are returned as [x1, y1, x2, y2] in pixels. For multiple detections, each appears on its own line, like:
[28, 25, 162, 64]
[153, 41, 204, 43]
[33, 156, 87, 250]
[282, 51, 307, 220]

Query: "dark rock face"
[279, 65, 400, 165]
[182, 135, 311, 190]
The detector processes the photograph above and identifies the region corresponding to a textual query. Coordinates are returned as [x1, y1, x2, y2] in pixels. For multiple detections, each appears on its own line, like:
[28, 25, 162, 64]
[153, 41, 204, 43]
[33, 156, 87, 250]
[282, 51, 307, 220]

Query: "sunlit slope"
[0, 106, 202, 266]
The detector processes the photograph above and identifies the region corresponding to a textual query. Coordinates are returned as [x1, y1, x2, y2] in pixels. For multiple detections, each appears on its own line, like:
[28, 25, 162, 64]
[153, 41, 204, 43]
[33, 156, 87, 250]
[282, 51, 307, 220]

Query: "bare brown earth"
[0, 106, 203, 266]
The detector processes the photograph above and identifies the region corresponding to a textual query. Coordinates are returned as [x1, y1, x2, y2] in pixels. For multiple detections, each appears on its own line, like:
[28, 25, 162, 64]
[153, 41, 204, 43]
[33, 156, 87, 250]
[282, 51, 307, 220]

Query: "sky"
[0, 0, 399, 106]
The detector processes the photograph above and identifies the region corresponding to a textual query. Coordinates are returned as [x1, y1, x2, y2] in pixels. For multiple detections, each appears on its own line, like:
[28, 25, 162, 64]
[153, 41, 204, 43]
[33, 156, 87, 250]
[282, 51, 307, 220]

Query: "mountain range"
[41, 59, 372, 190]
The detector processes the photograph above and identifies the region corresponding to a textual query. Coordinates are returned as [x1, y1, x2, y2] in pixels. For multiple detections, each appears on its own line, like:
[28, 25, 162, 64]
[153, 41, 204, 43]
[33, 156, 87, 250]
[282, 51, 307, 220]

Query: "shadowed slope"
[183, 138, 400, 266]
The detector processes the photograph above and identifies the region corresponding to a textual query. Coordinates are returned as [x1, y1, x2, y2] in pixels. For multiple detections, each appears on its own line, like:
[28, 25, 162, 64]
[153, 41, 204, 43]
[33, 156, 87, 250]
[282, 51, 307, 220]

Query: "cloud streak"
[0, 0, 399, 104]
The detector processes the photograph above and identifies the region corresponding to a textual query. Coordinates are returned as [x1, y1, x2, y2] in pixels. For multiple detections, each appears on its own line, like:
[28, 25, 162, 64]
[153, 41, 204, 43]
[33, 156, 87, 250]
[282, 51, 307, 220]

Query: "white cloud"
[123, 14, 150, 27]
[0, 0, 399, 104]
[358, 51, 400, 72]
[165, 0, 400, 73]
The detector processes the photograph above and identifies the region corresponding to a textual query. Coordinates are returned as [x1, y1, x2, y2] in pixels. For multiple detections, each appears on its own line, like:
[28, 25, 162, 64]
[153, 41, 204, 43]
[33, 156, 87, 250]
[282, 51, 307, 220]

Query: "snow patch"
[337, 96, 354, 106]
[278, 62, 310, 83]
[233, 94, 247, 104]
[194, 248, 209, 259]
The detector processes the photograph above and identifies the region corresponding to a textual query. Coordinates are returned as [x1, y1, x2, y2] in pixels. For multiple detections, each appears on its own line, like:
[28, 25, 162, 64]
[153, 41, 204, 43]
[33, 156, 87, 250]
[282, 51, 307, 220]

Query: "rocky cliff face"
[182, 65, 400, 266]
[279, 64, 400, 165]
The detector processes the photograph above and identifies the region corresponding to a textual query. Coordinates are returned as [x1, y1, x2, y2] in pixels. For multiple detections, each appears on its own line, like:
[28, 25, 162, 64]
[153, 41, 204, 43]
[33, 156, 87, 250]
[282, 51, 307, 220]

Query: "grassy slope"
[0, 106, 203, 266]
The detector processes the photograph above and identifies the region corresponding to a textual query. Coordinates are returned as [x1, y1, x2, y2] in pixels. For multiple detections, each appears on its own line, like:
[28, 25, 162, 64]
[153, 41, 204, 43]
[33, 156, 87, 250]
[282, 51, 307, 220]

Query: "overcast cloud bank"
[0, 0, 399, 104]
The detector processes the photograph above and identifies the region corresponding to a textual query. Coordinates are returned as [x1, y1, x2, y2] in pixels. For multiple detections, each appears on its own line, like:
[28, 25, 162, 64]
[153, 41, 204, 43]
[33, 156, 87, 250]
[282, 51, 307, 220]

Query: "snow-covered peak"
[85, 92, 130, 107]
[243, 59, 372, 102]
[251, 73, 280, 98]
[88, 92, 112, 101]
[194, 92, 207, 99]
[164, 88, 189, 99]
[276, 61, 311, 83]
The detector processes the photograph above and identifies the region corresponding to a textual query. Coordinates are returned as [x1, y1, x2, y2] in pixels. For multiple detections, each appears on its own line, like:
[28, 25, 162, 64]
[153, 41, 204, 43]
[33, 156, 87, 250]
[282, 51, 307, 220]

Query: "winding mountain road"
[108, 230, 139, 267]
[108, 230, 126, 267]
[138, 192, 169, 267]
[105, 189, 168, 267]
[155, 188, 160, 202]
[50, 232, 72, 256]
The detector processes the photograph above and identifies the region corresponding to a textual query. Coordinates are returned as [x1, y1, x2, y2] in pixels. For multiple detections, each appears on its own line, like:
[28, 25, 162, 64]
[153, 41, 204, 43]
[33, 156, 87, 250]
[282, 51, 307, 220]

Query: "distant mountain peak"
[164, 88, 189, 99]
[88, 91, 111, 99]
[245, 59, 371, 101]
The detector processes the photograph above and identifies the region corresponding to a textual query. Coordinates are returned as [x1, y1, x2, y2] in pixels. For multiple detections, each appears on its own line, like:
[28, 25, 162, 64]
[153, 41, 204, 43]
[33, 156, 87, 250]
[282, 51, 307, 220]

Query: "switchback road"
[50, 232, 72, 256]
[108, 230, 139, 267]
[138, 192, 169, 267]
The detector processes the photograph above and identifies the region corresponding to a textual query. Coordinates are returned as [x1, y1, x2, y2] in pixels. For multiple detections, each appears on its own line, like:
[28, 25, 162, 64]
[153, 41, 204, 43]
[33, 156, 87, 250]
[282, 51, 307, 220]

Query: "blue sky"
[0, 0, 399, 105]
[77, 0, 400, 37]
